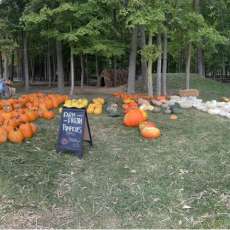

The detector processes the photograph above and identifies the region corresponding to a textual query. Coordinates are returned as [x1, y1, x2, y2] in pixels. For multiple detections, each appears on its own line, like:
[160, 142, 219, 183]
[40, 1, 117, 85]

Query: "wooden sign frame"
[56, 108, 93, 158]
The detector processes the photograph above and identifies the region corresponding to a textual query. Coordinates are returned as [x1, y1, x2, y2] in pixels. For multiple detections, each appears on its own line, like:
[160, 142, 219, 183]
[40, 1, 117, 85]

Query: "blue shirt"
[0, 80, 6, 93]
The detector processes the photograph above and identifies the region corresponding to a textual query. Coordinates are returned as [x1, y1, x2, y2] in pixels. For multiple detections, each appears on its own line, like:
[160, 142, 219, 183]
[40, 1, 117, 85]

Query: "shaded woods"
[0, 0, 228, 95]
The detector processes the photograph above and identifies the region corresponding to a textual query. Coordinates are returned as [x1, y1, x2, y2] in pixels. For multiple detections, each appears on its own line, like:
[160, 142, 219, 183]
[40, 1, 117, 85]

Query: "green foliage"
[0, 0, 230, 79]
[141, 44, 161, 62]
[0, 19, 17, 54]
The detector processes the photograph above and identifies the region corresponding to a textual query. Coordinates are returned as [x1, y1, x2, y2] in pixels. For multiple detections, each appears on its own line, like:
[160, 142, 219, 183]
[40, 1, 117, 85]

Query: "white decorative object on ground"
[167, 96, 230, 119]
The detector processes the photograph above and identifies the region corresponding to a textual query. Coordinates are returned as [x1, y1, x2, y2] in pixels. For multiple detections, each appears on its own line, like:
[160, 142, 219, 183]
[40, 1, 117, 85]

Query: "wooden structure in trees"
[100, 69, 128, 87]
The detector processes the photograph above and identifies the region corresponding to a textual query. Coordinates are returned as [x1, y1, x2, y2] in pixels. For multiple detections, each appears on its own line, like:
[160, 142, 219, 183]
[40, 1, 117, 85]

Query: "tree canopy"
[0, 0, 229, 95]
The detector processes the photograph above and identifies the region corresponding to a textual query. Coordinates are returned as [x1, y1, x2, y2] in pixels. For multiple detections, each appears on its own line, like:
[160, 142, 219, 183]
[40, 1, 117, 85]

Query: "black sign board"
[57, 107, 93, 158]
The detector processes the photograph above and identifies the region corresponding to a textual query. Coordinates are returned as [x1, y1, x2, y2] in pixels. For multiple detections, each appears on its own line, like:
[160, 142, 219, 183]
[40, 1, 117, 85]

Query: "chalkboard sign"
[56, 108, 93, 158]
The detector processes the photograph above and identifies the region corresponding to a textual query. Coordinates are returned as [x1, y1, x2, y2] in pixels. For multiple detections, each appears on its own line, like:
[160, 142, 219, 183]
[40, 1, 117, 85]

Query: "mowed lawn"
[0, 75, 230, 228]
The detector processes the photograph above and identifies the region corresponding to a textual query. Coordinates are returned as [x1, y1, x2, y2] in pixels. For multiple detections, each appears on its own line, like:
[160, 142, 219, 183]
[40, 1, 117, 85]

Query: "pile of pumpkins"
[168, 96, 230, 119]
[122, 99, 161, 140]
[87, 98, 105, 115]
[62, 97, 106, 115]
[0, 93, 67, 144]
[64, 98, 88, 109]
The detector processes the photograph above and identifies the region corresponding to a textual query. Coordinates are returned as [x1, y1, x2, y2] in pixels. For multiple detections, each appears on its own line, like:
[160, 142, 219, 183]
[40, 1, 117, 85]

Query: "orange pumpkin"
[156, 96, 166, 102]
[0, 115, 4, 125]
[8, 129, 24, 143]
[26, 111, 38, 122]
[1, 112, 12, 120]
[4, 118, 19, 129]
[0, 127, 7, 144]
[44, 99, 54, 110]
[13, 103, 22, 110]
[123, 109, 147, 127]
[3, 124, 14, 134]
[141, 127, 161, 139]
[170, 115, 178, 120]
[42, 111, 55, 120]
[122, 102, 138, 114]
[139, 121, 156, 131]
[19, 113, 30, 123]
[19, 123, 33, 139]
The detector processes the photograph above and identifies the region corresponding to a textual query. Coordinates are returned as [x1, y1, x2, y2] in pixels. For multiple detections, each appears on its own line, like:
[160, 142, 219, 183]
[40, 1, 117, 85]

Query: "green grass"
[0, 74, 230, 228]
[162, 73, 230, 100]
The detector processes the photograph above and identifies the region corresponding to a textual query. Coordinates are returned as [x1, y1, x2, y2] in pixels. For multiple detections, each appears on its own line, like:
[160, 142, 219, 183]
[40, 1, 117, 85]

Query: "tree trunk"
[162, 31, 168, 96]
[85, 55, 89, 86]
[194, 0, 205, 78]
[96, 55, 100, 87]
[23, 33, 30, 90]
[114, 58, 117, 87]
[186, 43, 192, 89]
[197, 48, 205, 77]
[47, 43, 52, 87]
[147, 34, 153, 96]
[69, 47, 75, 96]
[127, 27, 138, 93]
[39, 56, 42, 81]
[193, 0, 200, 11]
[3, 53, 9, 80]
[10, 51, 14, 81]
[139, 26, 147, 90]
[222, 61, 226, 76]
[44, 55, 47, 81]
[30, 58, 34, 82]
[52, 54, 56, 83]
[16, 48, 22, 80]
[156, 34, 162, 96]
[80, 54, 84, 89]
[56, 40, 64, 91]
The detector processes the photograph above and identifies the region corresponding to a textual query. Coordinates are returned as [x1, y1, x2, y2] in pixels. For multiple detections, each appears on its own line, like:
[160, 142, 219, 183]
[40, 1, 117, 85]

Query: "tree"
[127, 27, 137, 93]
[124, 0, 165, 96]
[171, 0, 226, 89]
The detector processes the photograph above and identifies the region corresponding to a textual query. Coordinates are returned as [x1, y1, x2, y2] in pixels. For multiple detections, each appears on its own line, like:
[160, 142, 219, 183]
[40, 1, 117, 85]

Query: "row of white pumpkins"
[166, 96, 230, 119]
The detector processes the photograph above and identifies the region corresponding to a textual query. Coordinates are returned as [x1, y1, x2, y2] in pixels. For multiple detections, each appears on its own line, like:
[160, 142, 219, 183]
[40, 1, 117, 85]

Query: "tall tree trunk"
[222, 60, 226, 76]
[194, 0, 205, 77]
[47, 43, 52, 87]
[147, 34, 153, 96]
[193, 0, 200, 11]
[52, 54, 56, 83]
[10, 51, 14, 81]
[16, 48, 22, 80]
[23, 32, 30, 90]
[96, 55, 100, 87]
[197, 48, 205, 77]
[186, 43, 192, 89]
[139, 26, 147, 90]
[178, 50, 183, 73]
[56, 40, 64, 91]
[44, 55, 47, 81]
[39, 56, 42, 81]
[69, 47, 75, 96]
[156, 34, 162, 96]
[162, 31, 168, 96]
[80, 54, 84, 89]
[114, 58, 117, 87]
[85, 55, 89, 86]
[32, 59, 35, 81]
[127, 27, 138, 93]
[3, 53, 9, 80]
